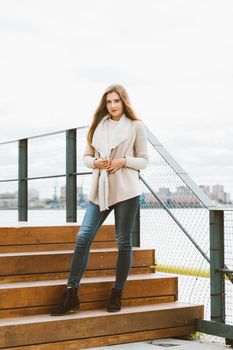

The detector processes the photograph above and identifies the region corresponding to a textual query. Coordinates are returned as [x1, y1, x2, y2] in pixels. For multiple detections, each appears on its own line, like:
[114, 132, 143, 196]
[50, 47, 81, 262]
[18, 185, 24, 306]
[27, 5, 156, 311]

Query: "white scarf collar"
[92, 114, 131, 211]
[92, 114, 131, 157]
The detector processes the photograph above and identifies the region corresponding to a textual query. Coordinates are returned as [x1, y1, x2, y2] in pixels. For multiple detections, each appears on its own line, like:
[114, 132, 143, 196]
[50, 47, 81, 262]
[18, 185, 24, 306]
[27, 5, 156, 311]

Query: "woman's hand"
[93, 158, 111, 169]
[107, 158, 126, 174]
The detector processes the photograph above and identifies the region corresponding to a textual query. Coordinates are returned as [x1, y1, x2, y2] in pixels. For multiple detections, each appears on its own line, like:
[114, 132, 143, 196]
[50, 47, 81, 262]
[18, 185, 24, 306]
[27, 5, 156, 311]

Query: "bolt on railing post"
[209, 209, 225, 323]
[66, 129, 77, 222]
[18, 139, 28, 221]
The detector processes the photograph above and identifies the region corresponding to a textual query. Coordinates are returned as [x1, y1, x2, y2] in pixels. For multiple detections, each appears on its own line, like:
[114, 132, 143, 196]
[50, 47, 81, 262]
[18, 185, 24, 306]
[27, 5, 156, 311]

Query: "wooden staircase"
[0, 224, 203, 349]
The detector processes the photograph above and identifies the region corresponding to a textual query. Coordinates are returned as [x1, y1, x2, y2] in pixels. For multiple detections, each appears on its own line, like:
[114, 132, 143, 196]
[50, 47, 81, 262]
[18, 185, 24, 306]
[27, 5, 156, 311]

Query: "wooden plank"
[0, 225, 115, 245]
[0, 296, 176, 318]
[0, 303, 204, 348]
[0, 241, 117, 253]
[0, 266, 155, 284]
[2, 325, 197, 350]
[0, 248, 155, 276]
[0, 275, 177, 312]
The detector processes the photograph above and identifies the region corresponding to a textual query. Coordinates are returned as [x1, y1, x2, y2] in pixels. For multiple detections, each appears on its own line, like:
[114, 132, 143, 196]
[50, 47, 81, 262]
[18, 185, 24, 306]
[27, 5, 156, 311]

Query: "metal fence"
[140, 127, 233, 343]
[0, 125, 233, 343]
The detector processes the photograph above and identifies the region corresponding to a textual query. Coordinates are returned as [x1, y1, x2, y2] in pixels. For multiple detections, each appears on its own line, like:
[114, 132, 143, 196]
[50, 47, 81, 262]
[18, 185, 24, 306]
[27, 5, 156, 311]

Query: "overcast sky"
[0, 0, 233, 196]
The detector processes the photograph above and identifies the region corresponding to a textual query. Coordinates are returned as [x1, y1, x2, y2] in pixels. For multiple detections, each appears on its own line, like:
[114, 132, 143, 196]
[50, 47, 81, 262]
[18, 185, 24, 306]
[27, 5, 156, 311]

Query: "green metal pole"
[209, 209, 225, 323]
[66, 129, 77, 222]
[18, 139, 28, 221]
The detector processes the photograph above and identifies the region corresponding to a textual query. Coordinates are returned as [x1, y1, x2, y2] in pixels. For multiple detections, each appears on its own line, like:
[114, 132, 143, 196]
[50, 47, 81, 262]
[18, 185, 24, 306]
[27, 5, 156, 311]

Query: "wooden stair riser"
[0, 267, 155, 284]
[0, 225, 115, 246]
[0, 249, 154, 276]
[1, 325, 198, 350]
[0, 296, 176, 318]
[0, 277, 178, 317]
[0, 304, 204, 349]
[0, 241, 117, 253]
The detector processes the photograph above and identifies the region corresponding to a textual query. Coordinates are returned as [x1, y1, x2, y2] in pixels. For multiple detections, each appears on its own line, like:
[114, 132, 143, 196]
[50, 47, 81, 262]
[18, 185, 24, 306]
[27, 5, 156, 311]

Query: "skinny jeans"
[68, 196, 140, 290]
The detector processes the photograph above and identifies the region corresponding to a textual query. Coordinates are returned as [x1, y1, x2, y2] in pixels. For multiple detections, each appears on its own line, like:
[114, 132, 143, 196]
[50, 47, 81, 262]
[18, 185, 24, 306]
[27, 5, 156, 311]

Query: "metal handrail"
[0, 125, 88, 146]
[0, 171, 92, 183]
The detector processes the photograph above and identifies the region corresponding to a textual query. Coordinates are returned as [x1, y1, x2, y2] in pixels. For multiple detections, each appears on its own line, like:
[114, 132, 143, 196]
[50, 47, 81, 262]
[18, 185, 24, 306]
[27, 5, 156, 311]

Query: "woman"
[51, 84, 149, 316]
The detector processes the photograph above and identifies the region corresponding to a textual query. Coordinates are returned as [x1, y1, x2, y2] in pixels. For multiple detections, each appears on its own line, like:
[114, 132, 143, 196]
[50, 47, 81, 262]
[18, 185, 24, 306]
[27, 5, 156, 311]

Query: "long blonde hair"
[87, 84, 139, 146]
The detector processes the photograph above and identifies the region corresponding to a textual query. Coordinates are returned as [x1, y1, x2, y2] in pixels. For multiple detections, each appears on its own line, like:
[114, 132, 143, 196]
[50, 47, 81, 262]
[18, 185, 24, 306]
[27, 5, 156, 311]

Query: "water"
[0, 208, 114, 226]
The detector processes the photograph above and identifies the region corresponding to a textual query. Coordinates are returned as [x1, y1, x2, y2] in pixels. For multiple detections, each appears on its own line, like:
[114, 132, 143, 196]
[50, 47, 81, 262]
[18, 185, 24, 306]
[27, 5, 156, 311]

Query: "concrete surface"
[89, 338, 229, 350]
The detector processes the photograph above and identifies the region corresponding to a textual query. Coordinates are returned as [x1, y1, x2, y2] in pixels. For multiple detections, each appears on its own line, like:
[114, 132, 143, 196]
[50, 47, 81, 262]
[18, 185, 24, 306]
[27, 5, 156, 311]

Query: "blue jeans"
[68, 196, 140, 290]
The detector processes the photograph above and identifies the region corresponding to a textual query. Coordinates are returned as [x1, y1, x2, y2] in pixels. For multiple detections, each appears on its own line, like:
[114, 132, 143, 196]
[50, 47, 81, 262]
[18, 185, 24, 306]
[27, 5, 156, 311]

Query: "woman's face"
[106, 91, 124, 120]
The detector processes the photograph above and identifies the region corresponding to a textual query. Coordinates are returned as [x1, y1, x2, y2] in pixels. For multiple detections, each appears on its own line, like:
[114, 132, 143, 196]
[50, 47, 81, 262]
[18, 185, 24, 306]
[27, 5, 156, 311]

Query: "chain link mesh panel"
[139, 140, 233, 338]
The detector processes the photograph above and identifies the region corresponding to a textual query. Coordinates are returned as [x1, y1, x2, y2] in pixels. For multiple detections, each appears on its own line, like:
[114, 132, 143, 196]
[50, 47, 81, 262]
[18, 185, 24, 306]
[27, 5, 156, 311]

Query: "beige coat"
[83, 120, 149, 207]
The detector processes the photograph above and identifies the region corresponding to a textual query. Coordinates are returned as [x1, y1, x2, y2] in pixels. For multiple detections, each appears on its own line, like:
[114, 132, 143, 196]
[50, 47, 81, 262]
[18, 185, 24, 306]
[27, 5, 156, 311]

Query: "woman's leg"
[68, 201, 112, 288]
[113, 196, 140, 290]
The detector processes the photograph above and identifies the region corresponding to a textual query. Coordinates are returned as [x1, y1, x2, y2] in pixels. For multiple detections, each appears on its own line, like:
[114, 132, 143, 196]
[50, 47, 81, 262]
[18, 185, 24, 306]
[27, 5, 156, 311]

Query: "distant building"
[158, 187, 171, 197]
[60, 186, 66, 200]
[59, 185, 88, 207]
[199, 184, 231, 205]
[28, 189, 39, 200]
[0, 191, 17, 208]
[224, 192, 231, 204]
[211, 184, 225, 203]
[199, 185, 210, 196]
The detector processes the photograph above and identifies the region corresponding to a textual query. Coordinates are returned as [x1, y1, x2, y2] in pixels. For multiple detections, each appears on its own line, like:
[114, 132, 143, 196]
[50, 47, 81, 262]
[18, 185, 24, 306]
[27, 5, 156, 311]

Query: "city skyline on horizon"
[0, 182, 231, 207]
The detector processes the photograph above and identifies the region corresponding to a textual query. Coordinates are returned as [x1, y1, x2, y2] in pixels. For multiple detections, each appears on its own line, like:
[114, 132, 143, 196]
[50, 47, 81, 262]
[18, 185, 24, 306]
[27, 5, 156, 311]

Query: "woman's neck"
[110, 114, 123, 121]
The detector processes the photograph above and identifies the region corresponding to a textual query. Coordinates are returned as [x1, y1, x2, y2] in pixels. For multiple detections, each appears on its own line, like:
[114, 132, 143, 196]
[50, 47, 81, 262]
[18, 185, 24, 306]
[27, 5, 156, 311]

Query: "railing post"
[209, 209, 225, 323]
[66, 129, 77, 222]
[18, 139, 28, 221]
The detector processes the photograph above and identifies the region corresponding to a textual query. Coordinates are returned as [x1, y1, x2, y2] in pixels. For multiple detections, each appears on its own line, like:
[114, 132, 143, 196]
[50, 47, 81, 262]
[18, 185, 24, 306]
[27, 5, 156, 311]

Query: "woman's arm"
[83, 144, 96, 169]
[124, 122, 149, 170]
[83, 144, 111, 169]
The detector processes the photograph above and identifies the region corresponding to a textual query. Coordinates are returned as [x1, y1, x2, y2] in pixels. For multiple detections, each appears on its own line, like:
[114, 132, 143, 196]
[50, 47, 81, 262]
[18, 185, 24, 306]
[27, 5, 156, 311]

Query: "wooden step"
[1, 326, 199, 350]
[0, 248, 154, 276]
[0, 241, 117, 252]
[0, 266, 155, 284]
[0, 302, 204, 349]
[0, 274, 177, 317]
[2, 326, 201, 350]
[0, 225, 116, 252]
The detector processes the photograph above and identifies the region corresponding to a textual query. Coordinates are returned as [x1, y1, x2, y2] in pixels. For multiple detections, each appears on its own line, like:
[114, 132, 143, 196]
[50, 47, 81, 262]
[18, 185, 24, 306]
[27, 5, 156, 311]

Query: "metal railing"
[0, 124, 232, 343]
[0, 127, 90, 222]
[140, 126, 233, 343]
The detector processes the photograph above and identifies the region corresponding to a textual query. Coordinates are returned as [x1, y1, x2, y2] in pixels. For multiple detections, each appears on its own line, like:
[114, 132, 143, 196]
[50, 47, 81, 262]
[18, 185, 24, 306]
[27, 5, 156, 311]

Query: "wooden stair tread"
[0, 225, 115, 245]
[0, 302, 202, 325]
[0, 241, 117, 253]
[0, 302, 203, 349]
[0, 267, 155, 284]
[0, 273, 178, 317]
[0, 247, 147, 257]
[0, 273, 171, 289]
[0, 302, 204, 349]
[0, 224, 113, 229]
[0, 224, 81, 228]
[0, 249, 155, 278]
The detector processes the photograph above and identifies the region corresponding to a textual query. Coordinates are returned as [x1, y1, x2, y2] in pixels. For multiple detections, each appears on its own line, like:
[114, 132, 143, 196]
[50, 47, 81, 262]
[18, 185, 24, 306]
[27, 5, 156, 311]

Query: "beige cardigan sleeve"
[83, 144, 96, 169]
[125, 122, 149, 170]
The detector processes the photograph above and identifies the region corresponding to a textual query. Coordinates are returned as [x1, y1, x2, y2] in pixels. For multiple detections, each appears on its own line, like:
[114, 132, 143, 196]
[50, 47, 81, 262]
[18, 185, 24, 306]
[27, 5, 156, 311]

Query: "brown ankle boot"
[50, 287, 80, 316]
[107, 288, 122, 312]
